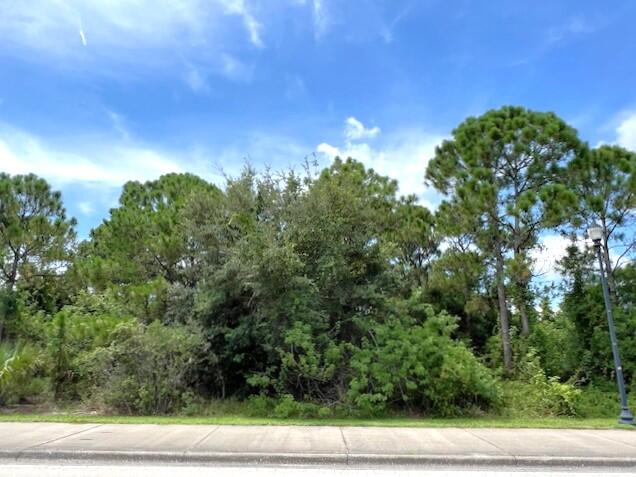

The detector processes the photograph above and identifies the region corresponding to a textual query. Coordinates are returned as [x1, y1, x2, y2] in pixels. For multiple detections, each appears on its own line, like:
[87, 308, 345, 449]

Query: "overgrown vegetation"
[1, 106, 635, 420]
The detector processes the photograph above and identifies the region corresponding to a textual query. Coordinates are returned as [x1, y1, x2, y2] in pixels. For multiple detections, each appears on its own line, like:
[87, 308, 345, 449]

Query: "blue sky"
[1, 0, 636, 276]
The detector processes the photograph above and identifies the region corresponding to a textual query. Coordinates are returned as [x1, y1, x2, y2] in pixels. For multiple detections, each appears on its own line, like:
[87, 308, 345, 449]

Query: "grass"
[1, 382, 631, 429]
[0, 412, 630, 429]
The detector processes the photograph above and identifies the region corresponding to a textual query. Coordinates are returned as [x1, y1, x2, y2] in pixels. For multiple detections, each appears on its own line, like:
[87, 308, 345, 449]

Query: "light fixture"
[587, 223, 604, 243]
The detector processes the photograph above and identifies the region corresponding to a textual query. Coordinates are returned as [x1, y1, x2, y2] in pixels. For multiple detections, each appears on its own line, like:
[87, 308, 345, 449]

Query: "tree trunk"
[513, 249, 531, 336]
[7, 253, 19, 291]
[495, 248, 513, 373]
[518, 296, 530, 336]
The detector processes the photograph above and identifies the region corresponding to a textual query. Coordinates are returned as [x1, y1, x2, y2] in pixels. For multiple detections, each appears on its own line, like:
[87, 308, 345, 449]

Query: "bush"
[527, 316, 579, 380]
[576, 384, 620, 418]
[248, 320, 344, 402]
[504, 349, 582, 417]
[347, 293, 502, 416]
[0, 342, 48, 405]
[77, 321, 204, 414]
[43, 292, 136, 399]
[246, 394, 273, 416]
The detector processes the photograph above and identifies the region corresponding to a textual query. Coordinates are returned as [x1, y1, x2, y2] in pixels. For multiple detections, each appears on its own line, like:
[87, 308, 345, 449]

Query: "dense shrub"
[347, 293, 501, 416]
[41, 291, 135, 399]
[0, 342, 48, 405]
[527, 316, 579, 380]
[77, 321, 204, 414]
[504, 349, 581, 417]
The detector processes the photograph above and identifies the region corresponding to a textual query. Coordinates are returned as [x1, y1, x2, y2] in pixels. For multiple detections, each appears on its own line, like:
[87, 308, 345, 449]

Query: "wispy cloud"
[106, 110, 130, 140]
[311, 0, 330, 39]
[220, 53, 254, 82]
[184, 67, 209, 93]
[221, 0, 264, 48]
[344, 116, 380, 141]
[511, 14, 604, 67]
[546, 16, 597, 45]
[0, 0, 266, 69]
[0, 123, 185, 186]
[0, 121, 316, 193]
[78, 201, 94, 215]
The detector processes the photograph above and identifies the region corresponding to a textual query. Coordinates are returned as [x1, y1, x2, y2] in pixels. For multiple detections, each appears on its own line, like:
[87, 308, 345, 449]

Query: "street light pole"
[588, 224, 635, 426]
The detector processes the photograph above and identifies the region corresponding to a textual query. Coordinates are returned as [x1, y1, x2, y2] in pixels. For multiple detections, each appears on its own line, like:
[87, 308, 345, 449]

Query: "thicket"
[1, 106, 635, 418]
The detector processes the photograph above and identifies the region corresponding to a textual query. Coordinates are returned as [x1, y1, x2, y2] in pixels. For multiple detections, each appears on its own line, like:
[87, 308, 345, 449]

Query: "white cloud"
[616, 111, 636, 150]
[0, 0, 265, 61]
[0, 124, 184, 187]
[530, 233, 624, 282]
[530, 235, 576, 281]
[0, 122, 315, 195]
[344, 117, 380, 141]
[316, 142, 340, 158]
[317, 118, 445, 203]
[311, 0, 329, 39]
[221, 0, 264, 48]
[78, 201, 94, 215]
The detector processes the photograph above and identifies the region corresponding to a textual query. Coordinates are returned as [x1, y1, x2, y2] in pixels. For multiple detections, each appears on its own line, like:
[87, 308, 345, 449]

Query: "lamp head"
[587, 223, 604, 243]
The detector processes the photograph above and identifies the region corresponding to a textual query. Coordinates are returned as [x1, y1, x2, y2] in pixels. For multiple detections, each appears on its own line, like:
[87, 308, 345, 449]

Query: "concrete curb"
[3, 449, 636, 468]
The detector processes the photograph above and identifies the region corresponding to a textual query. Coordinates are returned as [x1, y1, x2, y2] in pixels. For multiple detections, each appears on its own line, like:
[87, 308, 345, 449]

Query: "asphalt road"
[0, 464, 634, 477]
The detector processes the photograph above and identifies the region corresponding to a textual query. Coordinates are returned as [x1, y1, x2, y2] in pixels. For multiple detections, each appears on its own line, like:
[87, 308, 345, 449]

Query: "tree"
[559, 243, 636, 384]
[389, 198, 439, 288]
[85, 173, 222, 288]
[567, 145, 636, 298]
[192, 159, 405, 401]
[0, 174, 76, 341]
[426, 106, 582, 372]
[427, 201, 497, 350]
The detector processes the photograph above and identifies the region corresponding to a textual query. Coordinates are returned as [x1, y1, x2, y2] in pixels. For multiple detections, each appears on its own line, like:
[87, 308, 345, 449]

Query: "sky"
[1, 0, 636, 280]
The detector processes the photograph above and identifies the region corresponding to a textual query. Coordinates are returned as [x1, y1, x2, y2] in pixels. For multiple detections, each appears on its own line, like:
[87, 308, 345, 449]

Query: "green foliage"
[347, 292, 501, 416]
[425, 248, 495, 350]
[77, 321, 204, 414]
[0, 342, 48, 405]
[526, 315, 579, 379]
[558, 245, 636, 385]
[0, 174, 76, 338]
[505, 349, 581, 417]
[389, 198, 439, 288]
[193, 160, 401, 401]
[0, 174, 76, 288]
[82, 173, 222, 288]
[567, 145, 636, 237]
[427, 106, 583, 368]
[37, 291, 136, 399]
[0, 289, 19, 341]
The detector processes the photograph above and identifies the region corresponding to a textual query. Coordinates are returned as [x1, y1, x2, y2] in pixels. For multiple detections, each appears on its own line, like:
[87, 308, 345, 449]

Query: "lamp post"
[587, 223, 635, 425]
